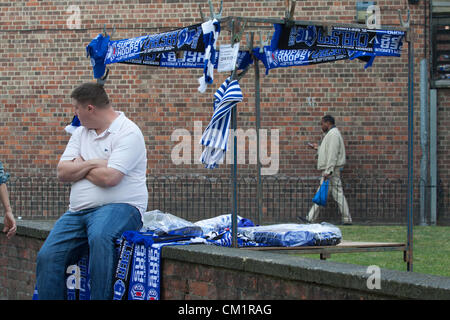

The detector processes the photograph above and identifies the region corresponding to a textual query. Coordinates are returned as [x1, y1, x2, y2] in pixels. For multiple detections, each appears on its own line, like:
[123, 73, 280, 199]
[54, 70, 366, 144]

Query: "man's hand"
[2, 209, 16, 239]
[0, 183, 15, 239]
[308, 142, 318, 150]
[322, 172, 332, 180]
[73, 156, 85, 164]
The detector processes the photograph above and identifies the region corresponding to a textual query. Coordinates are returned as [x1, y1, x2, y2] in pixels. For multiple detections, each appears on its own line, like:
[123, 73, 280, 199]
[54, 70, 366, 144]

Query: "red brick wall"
[160, 258, 384, 300]
[437, 89, 450, 176]
[0, 234, 42, 299]
[1, 1, 443, 211]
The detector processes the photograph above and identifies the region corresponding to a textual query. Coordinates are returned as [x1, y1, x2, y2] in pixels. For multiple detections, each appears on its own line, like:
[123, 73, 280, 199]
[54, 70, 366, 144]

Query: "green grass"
[296, 225, 450, 278]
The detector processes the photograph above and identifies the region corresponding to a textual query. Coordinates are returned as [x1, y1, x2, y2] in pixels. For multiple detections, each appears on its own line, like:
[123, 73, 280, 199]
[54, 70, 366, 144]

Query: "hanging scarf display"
[270, 23, 405, 55]
[86, 20, 222, 94]
[200, 77, 243, 169]
[252, 23, 405, 74]
[86, 33, 110, 79]
[121, 49, 253, 70]
[86, 23, 208, 79]
[104, 23, 205, 65]
[252, 46, 382, 74]
[252, 46, 349, 74]
[197, 19, 220, 93]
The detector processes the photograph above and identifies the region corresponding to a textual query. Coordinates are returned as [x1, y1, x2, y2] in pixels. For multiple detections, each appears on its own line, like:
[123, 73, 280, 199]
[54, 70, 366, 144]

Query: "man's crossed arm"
[57, 157, 124, 188]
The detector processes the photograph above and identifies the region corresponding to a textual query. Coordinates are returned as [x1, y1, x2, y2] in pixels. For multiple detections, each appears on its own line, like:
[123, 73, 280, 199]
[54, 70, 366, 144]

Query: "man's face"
[73, 99, 94, 129]
[321, 120, 329, 133]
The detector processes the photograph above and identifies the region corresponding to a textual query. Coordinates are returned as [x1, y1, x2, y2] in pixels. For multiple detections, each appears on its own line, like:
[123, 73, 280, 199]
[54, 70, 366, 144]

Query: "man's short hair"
[322, 115, 335, 125]
[70, 83, 110, 108]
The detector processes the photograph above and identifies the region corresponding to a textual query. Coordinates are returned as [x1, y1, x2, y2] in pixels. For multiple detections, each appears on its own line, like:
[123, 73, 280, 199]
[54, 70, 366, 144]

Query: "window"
[432, 0, 450, 87]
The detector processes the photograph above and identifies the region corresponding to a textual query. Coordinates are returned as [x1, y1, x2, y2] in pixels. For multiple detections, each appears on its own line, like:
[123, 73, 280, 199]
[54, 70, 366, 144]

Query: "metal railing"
[5, 175, 450, 225]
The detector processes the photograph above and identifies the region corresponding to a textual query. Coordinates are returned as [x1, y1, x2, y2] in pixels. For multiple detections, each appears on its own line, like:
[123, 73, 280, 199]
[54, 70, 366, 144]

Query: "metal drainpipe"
[430, 89, 437, 226]
[406, 34, 414, 272]
[420, 59, 429, 226]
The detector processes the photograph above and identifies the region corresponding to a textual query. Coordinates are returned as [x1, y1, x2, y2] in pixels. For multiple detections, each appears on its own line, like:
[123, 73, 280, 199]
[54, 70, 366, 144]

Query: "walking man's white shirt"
[60, 111, 148, 216]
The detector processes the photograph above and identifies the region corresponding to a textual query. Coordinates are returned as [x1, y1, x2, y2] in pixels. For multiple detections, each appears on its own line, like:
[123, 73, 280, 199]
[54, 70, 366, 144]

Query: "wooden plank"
[242, 241, 406, 253]
[243, 246, 407, 256]
[337, 241, 406, 247]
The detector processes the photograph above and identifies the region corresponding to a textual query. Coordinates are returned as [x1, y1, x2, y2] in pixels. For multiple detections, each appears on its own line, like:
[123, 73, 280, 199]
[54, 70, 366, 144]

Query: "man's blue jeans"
[36, 203, 143, 300]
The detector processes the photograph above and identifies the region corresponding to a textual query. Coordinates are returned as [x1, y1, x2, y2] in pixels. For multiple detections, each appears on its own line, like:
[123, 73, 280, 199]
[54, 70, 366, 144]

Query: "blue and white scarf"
[197, 19, 220, 93]
[113, 231, 196, 300]
[64, 115, 81, 135]
[200, 77, 243, 169]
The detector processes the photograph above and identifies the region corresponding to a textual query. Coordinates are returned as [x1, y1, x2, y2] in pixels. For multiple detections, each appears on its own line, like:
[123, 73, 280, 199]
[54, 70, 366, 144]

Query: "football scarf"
[86, 22, 215, 80]
[104, 23, 205, 66]
[271, 23, 405, 55]
[198, 19, 220, 93]
[200, 77, 243, 169]
[252, 23, 405, 74]
[64, 115, 80, 135]
[113, 231, 195, 300]
[121, 49, 253, 70]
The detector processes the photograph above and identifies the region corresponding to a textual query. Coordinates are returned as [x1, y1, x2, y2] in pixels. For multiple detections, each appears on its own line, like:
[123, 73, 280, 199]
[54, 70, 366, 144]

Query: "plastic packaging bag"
[312, 179, 329, 206]
[194, 214, 255, 234]
[140, 210, 203, 237]
[238, 222, 342, 247]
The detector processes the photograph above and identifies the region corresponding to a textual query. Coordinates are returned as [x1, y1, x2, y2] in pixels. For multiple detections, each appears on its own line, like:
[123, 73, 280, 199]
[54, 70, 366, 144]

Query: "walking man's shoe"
[297, 216, 312, 224]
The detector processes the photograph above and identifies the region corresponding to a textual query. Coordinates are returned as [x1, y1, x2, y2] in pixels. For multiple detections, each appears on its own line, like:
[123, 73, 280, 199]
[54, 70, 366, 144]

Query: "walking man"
[36, 83, 148, 299]
[306, 115, 352, 225]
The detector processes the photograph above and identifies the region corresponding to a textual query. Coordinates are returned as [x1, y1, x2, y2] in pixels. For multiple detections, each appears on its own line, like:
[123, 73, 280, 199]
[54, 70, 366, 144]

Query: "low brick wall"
[0, 220, 48, 299]
[1, 218, 450, 300]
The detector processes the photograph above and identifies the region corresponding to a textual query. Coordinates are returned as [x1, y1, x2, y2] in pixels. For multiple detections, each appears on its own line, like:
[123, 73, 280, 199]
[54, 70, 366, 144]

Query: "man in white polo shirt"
[36, 83, 148, 300]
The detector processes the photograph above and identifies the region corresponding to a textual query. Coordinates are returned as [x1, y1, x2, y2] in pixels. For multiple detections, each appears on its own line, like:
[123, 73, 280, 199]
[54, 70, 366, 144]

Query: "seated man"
[36, 83, 148, 300]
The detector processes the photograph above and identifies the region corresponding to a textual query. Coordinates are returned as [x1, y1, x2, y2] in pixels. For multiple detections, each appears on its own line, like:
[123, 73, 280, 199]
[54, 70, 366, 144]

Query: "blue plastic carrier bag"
[312, 179, 329, 206]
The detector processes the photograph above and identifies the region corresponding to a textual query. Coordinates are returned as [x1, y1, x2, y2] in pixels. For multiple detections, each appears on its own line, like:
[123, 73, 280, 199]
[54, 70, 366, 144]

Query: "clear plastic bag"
[140, 210, 203, 237]
[194, 214, 255, 234]
[238, 222, 342, 247]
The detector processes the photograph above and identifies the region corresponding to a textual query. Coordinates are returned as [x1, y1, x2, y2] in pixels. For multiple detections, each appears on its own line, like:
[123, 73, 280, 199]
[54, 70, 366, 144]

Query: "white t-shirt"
[60, 112, 148, 215]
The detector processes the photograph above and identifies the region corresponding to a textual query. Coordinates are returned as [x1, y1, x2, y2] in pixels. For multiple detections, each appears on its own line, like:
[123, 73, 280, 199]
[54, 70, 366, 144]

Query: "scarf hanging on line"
[197, 19, 220, 93]
[251, 23, 405, 74]
[200, 77, 243, 169]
